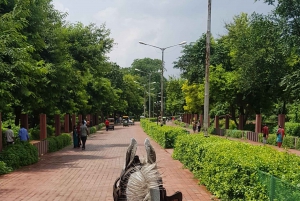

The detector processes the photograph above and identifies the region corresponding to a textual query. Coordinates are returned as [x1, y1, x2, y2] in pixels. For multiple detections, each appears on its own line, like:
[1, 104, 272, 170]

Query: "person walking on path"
[262, 124, 269, 145]
[192, 120, 197, 133]
[80, 120, 89, 150]
[197, 120, 201, 133]
[18, 125, 29, 142]
[105, 119, 110, 131]
[72, 125, 79, 148]
[5, 125, 15, 145]
[276, 125, 285, 148]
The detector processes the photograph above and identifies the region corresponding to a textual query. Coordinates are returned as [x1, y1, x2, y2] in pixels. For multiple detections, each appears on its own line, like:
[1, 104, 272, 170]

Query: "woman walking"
[73, 125, 78, 148]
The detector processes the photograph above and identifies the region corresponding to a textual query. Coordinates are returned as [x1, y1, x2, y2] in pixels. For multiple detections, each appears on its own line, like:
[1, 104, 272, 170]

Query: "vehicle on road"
[108, 118, 115, 130]
[123, 116, 129, 127]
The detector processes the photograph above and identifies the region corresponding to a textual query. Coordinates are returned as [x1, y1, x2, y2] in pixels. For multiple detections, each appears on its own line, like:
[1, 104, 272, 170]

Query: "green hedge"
[47, 133, 72, 153]
[140, 119, 189, 148]
[284, 122, 300, 137]
[0, 142, 39, 171]
[89, 126, 96, 134]
[173, 135, 300, 200]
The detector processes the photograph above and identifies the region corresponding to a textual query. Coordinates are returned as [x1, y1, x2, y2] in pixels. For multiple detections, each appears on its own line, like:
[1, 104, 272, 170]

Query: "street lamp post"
[203, 0, 212, 137]
[139, 41, 186, 124]
[135, 69, 156, 119]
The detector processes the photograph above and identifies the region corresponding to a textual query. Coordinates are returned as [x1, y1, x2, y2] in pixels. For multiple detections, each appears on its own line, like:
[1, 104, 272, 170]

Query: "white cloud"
[51, 0, 273, 77]
[52, 0, 69, 13]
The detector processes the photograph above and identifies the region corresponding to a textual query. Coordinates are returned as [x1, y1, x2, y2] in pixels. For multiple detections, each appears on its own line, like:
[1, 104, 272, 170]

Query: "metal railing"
[258, 170, 300, 201]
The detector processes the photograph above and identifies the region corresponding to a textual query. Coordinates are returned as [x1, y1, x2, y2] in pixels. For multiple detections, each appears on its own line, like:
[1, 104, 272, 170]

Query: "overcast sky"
[52, 0, 274, 77]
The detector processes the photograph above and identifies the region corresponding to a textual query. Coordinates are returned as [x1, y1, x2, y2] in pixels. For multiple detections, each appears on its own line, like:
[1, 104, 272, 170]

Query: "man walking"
[6, 125, 15, 145]
[262, 124, 269, 145]
[18, 125, 29, 142]
[105, 119, 110, 131]
[80, 120, 89, 150]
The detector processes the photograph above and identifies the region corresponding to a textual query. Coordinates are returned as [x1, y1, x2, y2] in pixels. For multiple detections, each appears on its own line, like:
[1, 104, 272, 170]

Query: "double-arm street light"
[135, 69, 156, 119]
[139, 41, 186, 124]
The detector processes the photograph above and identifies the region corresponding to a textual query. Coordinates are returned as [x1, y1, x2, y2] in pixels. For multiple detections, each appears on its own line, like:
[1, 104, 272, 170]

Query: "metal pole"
[161, 49, 165, 124]
[144, 91, 146, 116]
[149, 74, 151, 119]
[204, 0, 211, 137]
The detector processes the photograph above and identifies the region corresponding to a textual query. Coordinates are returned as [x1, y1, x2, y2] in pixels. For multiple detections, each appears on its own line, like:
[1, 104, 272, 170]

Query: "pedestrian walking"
[18, 125, 29, 142]
[197, 120, 201, 132]
[105, 119, 110, 131]
[262, 124, 269, 145]
[5, 125, 15, 145]
[80, 120, 89, 150]
[73, 125, 79, 148]
[276, 125, 285, 148]
[192, 121, 196, 133]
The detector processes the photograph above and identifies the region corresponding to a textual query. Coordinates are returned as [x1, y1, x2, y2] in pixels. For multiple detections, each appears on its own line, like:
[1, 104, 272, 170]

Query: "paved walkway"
[0, 123, 214, 201]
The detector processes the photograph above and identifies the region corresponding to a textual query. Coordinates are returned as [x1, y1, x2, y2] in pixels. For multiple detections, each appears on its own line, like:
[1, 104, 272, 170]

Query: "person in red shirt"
[105, 119, 110, 131]
[262, 124, 269, 145]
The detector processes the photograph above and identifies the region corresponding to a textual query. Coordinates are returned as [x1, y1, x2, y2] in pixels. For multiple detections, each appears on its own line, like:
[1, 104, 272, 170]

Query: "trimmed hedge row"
[0, 142, 39, 172]
[140, 119, 189, 148]
[47, 133, 72, 153]
[173, 134, 300, 200]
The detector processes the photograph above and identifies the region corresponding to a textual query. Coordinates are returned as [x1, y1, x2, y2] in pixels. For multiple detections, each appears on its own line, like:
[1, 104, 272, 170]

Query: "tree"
[181, 81, 204, 114]
[174, 34, 215, 84]
[165, 77, 185, 116]
[258, 0, 300, 103]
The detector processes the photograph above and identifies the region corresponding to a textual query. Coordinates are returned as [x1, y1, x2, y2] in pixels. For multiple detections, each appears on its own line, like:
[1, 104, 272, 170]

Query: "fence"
[31, 140, 49, 156]
[214, 128, 261, 142]
[258, 170, 300, 201]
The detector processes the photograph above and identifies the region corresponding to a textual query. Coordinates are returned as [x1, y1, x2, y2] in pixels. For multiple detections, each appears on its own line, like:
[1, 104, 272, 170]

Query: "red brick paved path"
[0, 122, 213, 201]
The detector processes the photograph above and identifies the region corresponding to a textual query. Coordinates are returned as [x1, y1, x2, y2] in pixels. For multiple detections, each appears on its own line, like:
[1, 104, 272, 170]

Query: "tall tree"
[165, 77, 185, 116]
[174, 34, 215, 84]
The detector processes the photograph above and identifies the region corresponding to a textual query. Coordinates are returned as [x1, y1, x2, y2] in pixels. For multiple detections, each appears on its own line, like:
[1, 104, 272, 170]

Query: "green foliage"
[174, 34, 215, 84]
[89, 126, 96, 134]
[47, 134, 71, 153]
[0, 142, 38, 171]
[181, 81, 204, 113]
[173, 134, 300, 200]
[140, 119, 188, 148]
[225, 129, 244, 138]
[166, 77, 185, 115]
[218, 119, 237, 129]
[98, 123, 105, 130]
[174, 120, 186, 127]
[284, 122, 300, 137]
[0, 161, 12, 175]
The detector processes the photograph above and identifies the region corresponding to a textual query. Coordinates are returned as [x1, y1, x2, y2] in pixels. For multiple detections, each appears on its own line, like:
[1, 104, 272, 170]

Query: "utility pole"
[203, 0, 211, 137]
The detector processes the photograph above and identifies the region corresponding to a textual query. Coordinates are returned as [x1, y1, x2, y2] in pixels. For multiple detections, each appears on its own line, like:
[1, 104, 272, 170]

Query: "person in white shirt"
[6, 125, 15, 145]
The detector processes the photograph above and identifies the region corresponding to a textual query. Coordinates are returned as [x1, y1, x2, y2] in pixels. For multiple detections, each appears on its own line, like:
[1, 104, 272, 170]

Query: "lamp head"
[179, 41, 187, 45]
[139, 41, 146, 45]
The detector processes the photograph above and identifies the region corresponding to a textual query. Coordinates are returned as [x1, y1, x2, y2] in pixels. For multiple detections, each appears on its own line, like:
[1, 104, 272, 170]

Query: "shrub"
[0, 161, 12, 175]
[173, 135, 300, 200]
[98, 123, 104, 130]
[89, 126, 96, 134]
[284, 122, 300, 137]
[0, 142, 38, 171]
[140, 119, 188, 148]
[47, 133, 71, 153]
[226, 129, 244, 138]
